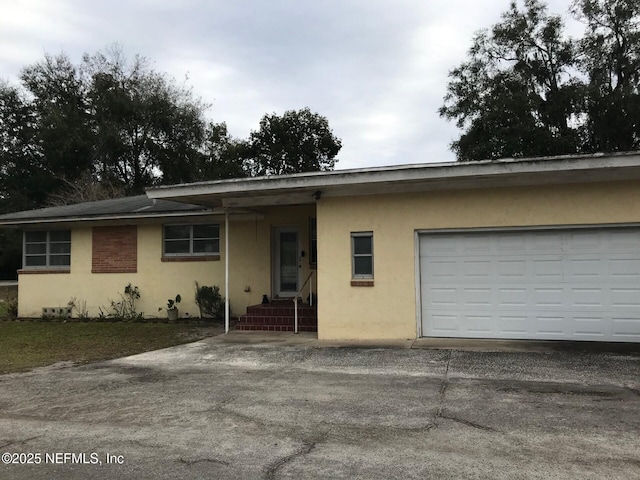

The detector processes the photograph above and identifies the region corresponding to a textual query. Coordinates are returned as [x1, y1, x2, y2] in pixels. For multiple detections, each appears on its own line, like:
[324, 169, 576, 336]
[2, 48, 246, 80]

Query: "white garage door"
[419, 228, 640, 342]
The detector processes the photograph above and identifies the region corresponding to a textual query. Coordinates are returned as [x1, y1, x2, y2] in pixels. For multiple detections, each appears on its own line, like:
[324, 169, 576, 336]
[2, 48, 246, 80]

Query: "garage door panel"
[420, 258, 456, 280]
[571, 287, 605, 307]
[497, 259, 529, 277]
[568, 258, 604, 279]
[498, 287, 528, 307]
[420, 228, 640, 342]
[429, 313, 459, 334]
[573, 316, 608, 337]
[611, 288, 640, 307]
[532, 286, 565, 307]
[499, 315, 529, 335]
[612, 317, 640, 337]
[532, 258, 564, 280]
[610, 258, 640, 279]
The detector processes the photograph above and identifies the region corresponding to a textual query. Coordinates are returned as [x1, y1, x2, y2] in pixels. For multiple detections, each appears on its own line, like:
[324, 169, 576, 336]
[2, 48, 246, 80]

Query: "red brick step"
[237, 301, 317, 332]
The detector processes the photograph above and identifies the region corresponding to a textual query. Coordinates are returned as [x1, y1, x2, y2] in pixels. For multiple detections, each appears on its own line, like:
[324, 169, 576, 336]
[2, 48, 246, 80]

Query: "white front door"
[274, 227, 300, 297]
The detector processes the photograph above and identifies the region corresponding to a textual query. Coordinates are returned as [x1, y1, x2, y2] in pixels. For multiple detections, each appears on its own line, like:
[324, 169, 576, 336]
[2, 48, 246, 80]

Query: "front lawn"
[0, 321, 222, 374]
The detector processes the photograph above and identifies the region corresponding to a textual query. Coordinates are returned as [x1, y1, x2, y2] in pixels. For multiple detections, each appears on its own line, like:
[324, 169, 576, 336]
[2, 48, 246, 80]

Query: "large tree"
[245, 107, 341, 176]
[1, 50, 343, 205]
[195, 122, 250, 181]
[440, 0, 583, 160]
[0, 81, 46, 212]
[440, 0, 640, 161]
[84, 47, 208, 193]
[572, 0, 640, 151]
[21, 53, 94, 184]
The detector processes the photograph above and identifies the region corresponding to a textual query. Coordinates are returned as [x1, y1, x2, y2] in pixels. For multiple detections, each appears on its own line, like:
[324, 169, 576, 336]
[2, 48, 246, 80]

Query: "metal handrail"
[294, 270, 315, 334]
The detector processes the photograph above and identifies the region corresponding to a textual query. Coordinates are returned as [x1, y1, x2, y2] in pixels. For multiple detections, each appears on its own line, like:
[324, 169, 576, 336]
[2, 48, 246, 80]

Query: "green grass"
[0, 322, 222, 374]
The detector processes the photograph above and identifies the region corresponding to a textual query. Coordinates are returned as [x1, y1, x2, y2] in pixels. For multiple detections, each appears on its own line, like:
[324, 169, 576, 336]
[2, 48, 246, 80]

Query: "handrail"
[293, 270, 315, 334]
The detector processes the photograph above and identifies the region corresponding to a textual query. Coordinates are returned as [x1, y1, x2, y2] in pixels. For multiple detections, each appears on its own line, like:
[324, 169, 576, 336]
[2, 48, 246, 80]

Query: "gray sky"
[0, 0, 582, 170]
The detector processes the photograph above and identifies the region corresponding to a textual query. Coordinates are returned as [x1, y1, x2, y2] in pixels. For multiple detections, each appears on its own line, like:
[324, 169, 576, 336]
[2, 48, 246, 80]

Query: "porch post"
[225, 210, 230, 334]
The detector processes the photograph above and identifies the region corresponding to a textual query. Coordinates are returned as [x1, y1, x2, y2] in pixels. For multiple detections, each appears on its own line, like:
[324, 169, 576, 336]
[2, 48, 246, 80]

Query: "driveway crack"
[434, 350, 452, 422]
[178, 457, 230, 467]
[0, 436, 40, 449]
[263, 440, 318, 480]
[432, 350, 499, 433]
[439, 413, 499, 432]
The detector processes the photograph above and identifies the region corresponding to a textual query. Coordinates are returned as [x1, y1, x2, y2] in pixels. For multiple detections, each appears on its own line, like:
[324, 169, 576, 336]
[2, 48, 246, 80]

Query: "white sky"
[0, 0, 584, 170]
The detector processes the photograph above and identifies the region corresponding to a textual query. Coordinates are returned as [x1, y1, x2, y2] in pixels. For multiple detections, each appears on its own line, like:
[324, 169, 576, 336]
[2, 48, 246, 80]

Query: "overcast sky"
[0, 0, 583, 170]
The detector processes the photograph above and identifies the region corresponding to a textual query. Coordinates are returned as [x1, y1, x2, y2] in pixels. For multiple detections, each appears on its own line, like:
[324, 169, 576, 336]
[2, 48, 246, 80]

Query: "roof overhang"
[0, 210, 265, 228]
[146, 152, 640, 208]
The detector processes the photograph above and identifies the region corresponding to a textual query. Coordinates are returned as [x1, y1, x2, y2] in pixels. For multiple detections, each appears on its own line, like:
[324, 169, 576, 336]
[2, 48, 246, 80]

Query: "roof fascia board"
[0, 210, 215, 228]
[147, 153, 640, 200]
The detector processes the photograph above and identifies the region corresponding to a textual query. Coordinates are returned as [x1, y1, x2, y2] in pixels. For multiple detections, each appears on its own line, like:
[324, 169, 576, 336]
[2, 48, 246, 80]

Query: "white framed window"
[351, 232, 373, 278]
[163, 224, 220, 256]
[23, 230, 71, 268]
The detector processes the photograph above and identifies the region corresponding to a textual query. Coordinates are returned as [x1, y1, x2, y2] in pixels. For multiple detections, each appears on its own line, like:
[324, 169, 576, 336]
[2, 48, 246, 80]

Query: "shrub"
[99, 283, 144, 321]
[195, 283, 225, 320]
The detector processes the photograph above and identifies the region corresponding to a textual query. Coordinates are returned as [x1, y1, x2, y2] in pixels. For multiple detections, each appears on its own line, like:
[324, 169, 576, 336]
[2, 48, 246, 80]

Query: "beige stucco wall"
[316, 181, 640, 341]
[18, 205, 315, 318]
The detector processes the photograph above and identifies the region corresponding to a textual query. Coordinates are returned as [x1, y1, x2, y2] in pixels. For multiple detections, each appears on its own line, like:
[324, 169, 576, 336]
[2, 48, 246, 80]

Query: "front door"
[274, 227, 300, 297]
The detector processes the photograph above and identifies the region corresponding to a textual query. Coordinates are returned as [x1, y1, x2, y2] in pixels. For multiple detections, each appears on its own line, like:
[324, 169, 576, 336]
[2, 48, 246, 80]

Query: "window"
[351, 232, 373, 278]
[163, 224, 219, 256]
[24, 230, 71, 268]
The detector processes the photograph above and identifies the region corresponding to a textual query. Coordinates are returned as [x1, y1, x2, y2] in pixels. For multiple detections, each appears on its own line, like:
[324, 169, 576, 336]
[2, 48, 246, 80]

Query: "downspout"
[225, 210, 230, 334]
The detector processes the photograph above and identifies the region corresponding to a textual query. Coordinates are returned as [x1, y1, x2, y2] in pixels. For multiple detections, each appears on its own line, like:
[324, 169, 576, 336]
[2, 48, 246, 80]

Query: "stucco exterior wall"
[316, 181, 640, 340]
[17, 205, 315, 318]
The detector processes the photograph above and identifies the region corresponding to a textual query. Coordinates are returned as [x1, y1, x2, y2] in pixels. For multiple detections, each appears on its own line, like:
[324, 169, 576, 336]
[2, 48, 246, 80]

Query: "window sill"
[162, 255, 220, 262]
[351, 279, 374, 287]
[18, 269, 70, 275]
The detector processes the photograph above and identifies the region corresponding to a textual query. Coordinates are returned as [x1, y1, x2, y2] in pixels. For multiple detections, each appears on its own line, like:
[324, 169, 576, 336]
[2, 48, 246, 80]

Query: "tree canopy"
[0, 47, 341, 213]
[440, 0, 640, 161]
[245, 108, 341, 176]
[0, 48, 342, 278]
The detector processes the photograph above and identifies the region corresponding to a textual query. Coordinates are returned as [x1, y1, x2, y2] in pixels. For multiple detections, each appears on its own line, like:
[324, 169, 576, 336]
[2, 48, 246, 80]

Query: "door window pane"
[279, 231, 298, 292]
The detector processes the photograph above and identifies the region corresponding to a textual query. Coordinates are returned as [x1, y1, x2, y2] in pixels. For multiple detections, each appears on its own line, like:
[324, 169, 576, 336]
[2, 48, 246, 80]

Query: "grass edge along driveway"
[0, 322, 222, 374]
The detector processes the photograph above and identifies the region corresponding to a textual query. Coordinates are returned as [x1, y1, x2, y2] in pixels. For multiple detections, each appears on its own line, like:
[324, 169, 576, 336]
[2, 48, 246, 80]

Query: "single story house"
[1, 152, 639, 342]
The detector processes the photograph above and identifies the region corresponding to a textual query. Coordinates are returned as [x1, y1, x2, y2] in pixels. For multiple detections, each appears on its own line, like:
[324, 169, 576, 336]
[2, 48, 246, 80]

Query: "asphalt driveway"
[1, 334, 639, 479]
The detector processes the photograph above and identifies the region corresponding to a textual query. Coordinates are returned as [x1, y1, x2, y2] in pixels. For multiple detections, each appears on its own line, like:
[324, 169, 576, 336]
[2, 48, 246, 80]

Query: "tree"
[245, 108, 341, 175]
[572, 0, 640, 151]
[196, 122, 249, 181]
[84, 47, 208, 192]
[46, 172, 124, 206]
[440, 0, 582, 160]
[20, 53, 94, 183]
[0, 81, 47, 212]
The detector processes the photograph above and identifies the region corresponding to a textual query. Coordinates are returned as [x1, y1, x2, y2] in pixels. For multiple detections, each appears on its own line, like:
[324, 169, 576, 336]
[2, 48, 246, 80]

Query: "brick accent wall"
[92, 226, 138, 273]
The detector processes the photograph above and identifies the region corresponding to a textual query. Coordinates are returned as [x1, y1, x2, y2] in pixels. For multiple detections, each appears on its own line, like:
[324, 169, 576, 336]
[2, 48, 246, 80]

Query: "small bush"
[195, 283, 225, 320]
[7, 297, 18, 317]
[99, 283, 144, 322]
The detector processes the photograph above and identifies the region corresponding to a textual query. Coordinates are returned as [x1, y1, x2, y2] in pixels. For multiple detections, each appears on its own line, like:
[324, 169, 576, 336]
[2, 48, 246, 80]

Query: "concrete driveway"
[1, 333, 639, 480]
